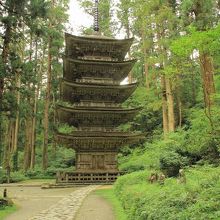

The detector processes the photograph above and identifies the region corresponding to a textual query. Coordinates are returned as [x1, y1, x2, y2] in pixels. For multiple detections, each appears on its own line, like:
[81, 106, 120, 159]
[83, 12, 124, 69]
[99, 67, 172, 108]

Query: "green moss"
[95, 188, 128, 220]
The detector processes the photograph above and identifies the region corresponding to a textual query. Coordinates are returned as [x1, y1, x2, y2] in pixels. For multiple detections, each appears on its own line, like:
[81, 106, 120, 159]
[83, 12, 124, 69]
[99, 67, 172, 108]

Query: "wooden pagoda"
[55, 1, 143, 184]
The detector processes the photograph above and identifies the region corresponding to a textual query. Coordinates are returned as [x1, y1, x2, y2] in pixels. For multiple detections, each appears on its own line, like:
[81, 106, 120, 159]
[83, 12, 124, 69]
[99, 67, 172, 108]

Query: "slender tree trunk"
[161, 75, 169, 135]
[12, 71, 21, 170]
[141, 25, 150, 90]
[52, 92, 57, 159]
[176, 85, 182, 127]
[144, 62, 150, 89]
[152, 65, 159, 99]
[30, 38, 39, 169]
[24, 118, 32, 172]
[43, 36, 52, 170]
[30, 95, 37, 170]
[165, 77, 175, 132]
[24, 36, 33, 172]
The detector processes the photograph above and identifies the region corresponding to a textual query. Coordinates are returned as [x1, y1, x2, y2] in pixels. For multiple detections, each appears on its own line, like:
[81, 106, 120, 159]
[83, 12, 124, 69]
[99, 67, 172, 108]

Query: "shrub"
[10, 171, 28, 182]
[114, 166, 220, 220]
[159, 151, 189, 177]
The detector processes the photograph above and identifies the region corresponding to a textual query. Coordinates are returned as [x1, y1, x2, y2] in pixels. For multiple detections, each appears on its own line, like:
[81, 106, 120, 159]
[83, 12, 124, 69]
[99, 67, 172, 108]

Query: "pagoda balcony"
[75, 77, 120, 85]
[76, 127, 116, 132]
[56, 131, 144, 151]
[73, 102, 121, 108]
[65, 33, 133, 61]
[63, 57, 136, 82]
[56, 105, 141, 128]
[60, 79, 138, 104]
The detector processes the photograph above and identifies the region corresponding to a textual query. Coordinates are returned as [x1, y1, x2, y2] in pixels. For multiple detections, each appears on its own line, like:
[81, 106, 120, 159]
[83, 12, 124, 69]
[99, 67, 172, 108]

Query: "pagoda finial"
[94, 0, 99, 32]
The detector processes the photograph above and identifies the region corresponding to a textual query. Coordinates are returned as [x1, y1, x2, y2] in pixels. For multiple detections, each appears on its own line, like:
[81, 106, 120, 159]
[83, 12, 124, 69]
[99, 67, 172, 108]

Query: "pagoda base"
[56, 171, 123, 184]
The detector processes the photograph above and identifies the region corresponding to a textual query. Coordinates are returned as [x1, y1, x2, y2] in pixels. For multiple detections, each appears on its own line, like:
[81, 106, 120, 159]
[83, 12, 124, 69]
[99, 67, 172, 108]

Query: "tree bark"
[12, 71, 21, 170]
[199, 53, 215, 107]
[176, 86, 182, 127]
[42, 36, 52, 170]
[30, 38, 40, 169]
[144, 62, 150, 89]
[199, 52, 215, 130]
[161, 75, 169, 135]
[142, 27, 150, 90]
[165, 77, 175, 132]
[24, 118, 32, 171]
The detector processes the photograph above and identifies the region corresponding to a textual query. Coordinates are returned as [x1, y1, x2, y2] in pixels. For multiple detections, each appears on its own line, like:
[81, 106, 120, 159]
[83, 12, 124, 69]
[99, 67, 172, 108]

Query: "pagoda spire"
[94, 0, 99, 32]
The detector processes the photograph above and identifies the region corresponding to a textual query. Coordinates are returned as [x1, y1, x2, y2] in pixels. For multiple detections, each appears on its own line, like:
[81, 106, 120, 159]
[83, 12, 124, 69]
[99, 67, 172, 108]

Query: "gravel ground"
[0, 184, 114, 220]
[75, 193, 115, 220]
[0, 186, 80, 220]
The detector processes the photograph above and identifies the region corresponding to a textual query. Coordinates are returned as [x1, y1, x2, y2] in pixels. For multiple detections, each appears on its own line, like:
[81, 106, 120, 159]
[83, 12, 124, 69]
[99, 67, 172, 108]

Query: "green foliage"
[0, 205, 17, 219]
[160, 151, 189, 177]
[171, 25, 220, 57]
[124, 86, 162, 136]
[57, 123, 76, 134]
[114, 166, 220, 220]
[0, 171, 28, 183]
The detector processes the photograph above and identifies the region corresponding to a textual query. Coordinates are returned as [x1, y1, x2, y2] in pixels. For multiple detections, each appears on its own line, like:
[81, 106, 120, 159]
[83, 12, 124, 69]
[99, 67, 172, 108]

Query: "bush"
[10, 171, 28, 182]
[114, 166, 220, 220]
[0, 170, 28, 183]
[159, 151, 189, 177]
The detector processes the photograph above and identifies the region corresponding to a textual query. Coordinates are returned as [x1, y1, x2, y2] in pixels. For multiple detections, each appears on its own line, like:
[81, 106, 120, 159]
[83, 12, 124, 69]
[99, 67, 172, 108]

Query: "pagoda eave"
[60, 79, 138, 104]
[56, 132, 144, 151]
[56, 105, 141, 127]
[65, 33, 134, 61]
[63, 58, 136, 82]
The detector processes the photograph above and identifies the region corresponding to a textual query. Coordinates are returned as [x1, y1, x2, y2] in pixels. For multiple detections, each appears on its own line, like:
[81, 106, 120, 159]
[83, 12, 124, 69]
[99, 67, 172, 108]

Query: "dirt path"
[0, 184, 115, 220]
[0, 186, 80, 220]
[75, 191, 115, 220]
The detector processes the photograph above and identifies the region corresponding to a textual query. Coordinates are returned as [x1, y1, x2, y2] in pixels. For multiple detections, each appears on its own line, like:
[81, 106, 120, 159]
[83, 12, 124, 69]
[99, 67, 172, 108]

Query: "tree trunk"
[42, 37, 52, 170]
[199, 53, 215, 130]
[199, 53, 215, 107]
[30, 38, 39, 169]
[144, 62, 150, 89]
[30, 94, 37, 170]
[52, 92, 57, 159]
[24, 36, 34, 172]
[24, 118, 32, 172]
[165, 77, 175, 132]
[161, 75, 169, 135]
[176, 87, 182, 127]
[12, 71, 21, 171]
[141, 25, 150, 90]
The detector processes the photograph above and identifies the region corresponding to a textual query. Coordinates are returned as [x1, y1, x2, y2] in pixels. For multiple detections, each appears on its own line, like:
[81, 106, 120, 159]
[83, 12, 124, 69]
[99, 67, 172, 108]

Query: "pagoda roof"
[65, 33, 133, 61]
[60, 79, 138, 104]
[56, 131, 144, 151]
[56, 105, 141, 127]
[63, 58, 136, 82]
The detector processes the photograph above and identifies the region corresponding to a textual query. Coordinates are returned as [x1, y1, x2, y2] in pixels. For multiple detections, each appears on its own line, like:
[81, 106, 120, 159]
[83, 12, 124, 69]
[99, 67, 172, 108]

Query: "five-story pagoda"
[56, 0, 143, 184]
